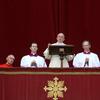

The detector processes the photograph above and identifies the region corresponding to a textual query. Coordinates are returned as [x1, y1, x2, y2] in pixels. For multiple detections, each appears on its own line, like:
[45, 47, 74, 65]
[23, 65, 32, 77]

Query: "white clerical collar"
[29, 53, 38, 57]
[56, 42, 65, 45]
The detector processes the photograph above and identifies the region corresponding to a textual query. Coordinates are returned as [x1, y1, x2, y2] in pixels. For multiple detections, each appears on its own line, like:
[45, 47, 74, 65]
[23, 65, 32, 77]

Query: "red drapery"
[0, 68, 100, 100]
[0, 0, 100, 66]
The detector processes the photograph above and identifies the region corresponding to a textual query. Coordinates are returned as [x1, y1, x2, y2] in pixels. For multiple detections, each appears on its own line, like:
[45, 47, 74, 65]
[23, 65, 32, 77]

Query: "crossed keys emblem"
[44, 77, 67, 100]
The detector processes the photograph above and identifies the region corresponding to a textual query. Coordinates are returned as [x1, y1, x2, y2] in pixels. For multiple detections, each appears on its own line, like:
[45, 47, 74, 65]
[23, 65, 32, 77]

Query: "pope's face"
[82, 41, 91, 50]
[57, 33, 65, 43]
[30, 43, 38, 53]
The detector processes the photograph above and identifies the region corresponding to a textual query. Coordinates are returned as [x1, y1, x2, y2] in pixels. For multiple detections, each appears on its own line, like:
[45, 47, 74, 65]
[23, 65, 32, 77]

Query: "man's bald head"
[82, 40, 91, 51]
[56, 33, 65, 43]
[6, 54, 15, 65]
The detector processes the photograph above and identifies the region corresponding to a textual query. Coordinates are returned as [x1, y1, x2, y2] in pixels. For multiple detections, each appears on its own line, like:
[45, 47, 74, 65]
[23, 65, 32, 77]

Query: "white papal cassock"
[20, 55, 47, 68]
[73, 52, 100, 68]
[43, 42, 73, 68]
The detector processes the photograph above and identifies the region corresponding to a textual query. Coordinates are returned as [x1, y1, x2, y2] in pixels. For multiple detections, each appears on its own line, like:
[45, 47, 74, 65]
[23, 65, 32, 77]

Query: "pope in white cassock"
[20, 43, 47, 68]
[43, 33, 74, 68]
[73, 40, 100, 68]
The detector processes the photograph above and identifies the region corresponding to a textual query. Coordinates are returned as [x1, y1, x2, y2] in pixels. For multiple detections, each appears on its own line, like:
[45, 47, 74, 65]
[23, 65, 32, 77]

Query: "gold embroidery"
[44, 77, 67, 100]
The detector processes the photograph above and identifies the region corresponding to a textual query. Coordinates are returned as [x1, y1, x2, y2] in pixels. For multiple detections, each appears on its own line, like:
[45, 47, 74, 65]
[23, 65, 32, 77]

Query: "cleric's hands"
[48, 43, 51, 48]
[31, 60, 37, 67]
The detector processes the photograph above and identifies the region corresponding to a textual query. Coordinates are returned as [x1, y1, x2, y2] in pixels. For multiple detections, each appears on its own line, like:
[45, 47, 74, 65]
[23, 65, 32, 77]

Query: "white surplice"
[20, 55, 47, 68]
[43, 42, 73, 68]
[73, 52, 100, 68]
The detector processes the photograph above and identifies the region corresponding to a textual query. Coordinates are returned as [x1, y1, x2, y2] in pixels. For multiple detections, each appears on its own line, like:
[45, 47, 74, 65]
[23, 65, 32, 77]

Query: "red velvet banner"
[0, 68, 100, 100]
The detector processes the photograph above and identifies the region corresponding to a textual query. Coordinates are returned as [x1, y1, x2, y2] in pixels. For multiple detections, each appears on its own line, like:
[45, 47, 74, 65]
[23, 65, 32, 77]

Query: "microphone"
[84, 58, 89, 67]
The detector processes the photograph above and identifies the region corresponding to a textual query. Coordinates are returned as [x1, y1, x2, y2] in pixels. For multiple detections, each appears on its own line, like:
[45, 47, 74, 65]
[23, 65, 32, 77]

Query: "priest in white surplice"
[20, 43, 47, 68]
[73, 40, 100, 68]
[43, 33, 74, 68]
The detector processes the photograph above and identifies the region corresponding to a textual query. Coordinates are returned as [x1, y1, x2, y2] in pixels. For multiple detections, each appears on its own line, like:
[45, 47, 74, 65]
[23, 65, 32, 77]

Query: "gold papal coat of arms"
[44, 77, 67, 100]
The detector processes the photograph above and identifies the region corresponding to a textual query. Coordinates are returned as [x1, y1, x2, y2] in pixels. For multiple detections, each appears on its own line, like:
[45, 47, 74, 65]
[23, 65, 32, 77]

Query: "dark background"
[0, 0, 100, 66]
